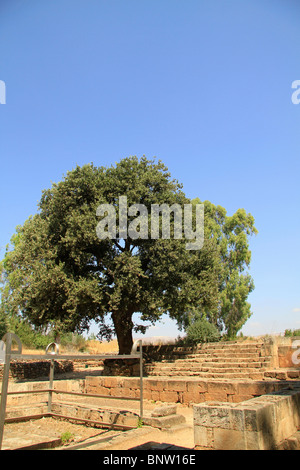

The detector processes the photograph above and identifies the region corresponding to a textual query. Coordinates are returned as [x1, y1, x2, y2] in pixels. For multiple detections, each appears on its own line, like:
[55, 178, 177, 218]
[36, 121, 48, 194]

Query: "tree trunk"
[112, 312, 134, 355]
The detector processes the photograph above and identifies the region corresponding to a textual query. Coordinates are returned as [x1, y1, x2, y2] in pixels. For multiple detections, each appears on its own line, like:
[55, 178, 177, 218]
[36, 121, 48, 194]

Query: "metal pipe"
[50, 389, 140, 401]
[9, 353, 140, 360]
[0, 333, 12, 450]
[139, 340, 143, 421]
[48, 359, 55, 413]
[0, 389, 140, 401]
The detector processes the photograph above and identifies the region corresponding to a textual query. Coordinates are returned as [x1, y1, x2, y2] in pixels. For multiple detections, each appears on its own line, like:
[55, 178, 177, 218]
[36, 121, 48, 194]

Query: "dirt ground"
[2, 400, 195, 450]
[2, 340, 196, 450]
[2, 416, 119, 450]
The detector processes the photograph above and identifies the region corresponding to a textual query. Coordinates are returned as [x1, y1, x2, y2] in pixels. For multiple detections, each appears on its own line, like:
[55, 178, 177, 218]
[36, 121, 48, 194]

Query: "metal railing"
[0, 333, 143, 450]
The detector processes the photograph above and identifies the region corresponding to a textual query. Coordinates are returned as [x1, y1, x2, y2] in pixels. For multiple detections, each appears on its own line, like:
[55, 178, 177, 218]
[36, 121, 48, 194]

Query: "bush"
[186, 318, 221, 345]
[3, 317, 87, 351]
[60, 431, 75, 445]
[60, 332, 87, 352]
[285, 329, 300, 337]
[0, 311, 8, 339]
[9, 319, 37, 347]
[32, 332, 55, 350]
[8, 319, 55, 349]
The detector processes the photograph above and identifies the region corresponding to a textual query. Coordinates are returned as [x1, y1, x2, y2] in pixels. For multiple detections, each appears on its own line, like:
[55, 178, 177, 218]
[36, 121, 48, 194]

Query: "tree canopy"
[0, 157, 257, 353]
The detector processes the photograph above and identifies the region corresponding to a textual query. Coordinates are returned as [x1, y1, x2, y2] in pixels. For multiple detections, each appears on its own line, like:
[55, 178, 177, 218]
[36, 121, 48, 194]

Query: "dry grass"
[21, 339, 119, 356]
[19, 347, 46, 355]
[86, 339, 119, 354]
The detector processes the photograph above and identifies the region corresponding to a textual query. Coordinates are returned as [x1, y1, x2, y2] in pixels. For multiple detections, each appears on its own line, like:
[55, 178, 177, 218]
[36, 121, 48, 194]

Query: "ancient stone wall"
[0, 360, 73, 380]
[193, 387, 300, 450]
[84, 376, 294, 405]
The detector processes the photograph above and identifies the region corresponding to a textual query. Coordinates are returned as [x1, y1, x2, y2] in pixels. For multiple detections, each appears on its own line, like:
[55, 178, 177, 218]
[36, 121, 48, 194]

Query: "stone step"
[188, 348, 264, 354]
[143, 413, 186, 430]
[151, 351, 268, 362]
[193, 343, 264, 351]
[145, 362, 264, 372]
[146, 359, 266, 368]
[264, 369, 300, 380]
[174, 361, 269, 369]
[156, 354, 268, 365]
[185, 350, 265, 357]
[146, 360, 270, 369]
[143, 341, 272, 381]
[142, 404, 187, 430]
[166, 357, 272, 365]
[145, 365, 267, 376]
[145, 370, 264, 379]
[145, 342, 265, 357]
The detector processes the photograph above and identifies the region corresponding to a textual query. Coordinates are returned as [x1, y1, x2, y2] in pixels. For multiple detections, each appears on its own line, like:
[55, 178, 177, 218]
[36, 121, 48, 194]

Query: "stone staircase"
[144, 341, 274, 380]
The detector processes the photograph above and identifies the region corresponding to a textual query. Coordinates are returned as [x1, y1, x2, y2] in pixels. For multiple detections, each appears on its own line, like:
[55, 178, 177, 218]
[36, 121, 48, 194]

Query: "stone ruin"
[2, 336, 300, 450]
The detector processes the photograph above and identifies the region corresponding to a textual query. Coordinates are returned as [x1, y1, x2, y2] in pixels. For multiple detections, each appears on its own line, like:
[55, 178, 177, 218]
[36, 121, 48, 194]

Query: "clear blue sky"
[0, 0, 299, 339]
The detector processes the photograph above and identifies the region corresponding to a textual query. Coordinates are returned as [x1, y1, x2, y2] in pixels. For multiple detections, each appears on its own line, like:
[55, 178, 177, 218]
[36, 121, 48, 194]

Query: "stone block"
[205, 392, 228, 402]
[182, 391, 201, 404]
[244, 407, 262, 432]
[143, 413, 185, 430]
[194, 425, 211, 448]
[125, 377, 140, 389]
[287, 370, 300, 379]
[85, 376, 98, 387]
[187, 381, 207, 394]
[197, 381, 209, 393]
[119, 387, 136, 398]
[237, 382, 270, 397]
[147, 379, 165, 392]
[232, 394, 254, 403]
[151, 405, 177, 417]
[166, 380, 187, 392]
[207, 381, 237, 395]
[229, 408, 245, 431]
[94, 385, 109, 396]
[103, 377, 116, 388]
[213, 428, 246, 450]
[143, 389, 152, 400]
[194, 403, 231, 429]
[275, 372, 287, 380]
[244, 431, 263, 450]
[159, 391, 179, 403]
[194, 389, 300, 450]
[151, 390, 160, 402]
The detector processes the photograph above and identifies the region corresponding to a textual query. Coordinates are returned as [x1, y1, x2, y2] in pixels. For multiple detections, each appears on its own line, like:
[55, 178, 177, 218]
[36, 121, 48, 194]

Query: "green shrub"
[285, 329, 300, 337]
[3, 316, 87, 351]
[9, 319, 36, 347]
[60, 332, 87, 352]
[32, 332, 55, 350]
[8, 319, 55, 349]
[186, 318, 221, 345]
[60, 431, 75, 444]
[0, 311, 8, 339]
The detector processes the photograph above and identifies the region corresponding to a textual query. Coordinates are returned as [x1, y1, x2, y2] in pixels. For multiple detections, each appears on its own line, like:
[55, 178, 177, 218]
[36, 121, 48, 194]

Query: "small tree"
[178, 199, 257, 339]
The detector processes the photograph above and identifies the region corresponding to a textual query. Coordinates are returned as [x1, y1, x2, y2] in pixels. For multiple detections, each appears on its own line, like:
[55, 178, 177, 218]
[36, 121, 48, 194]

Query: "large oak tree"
[0, 157, 257, 353]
